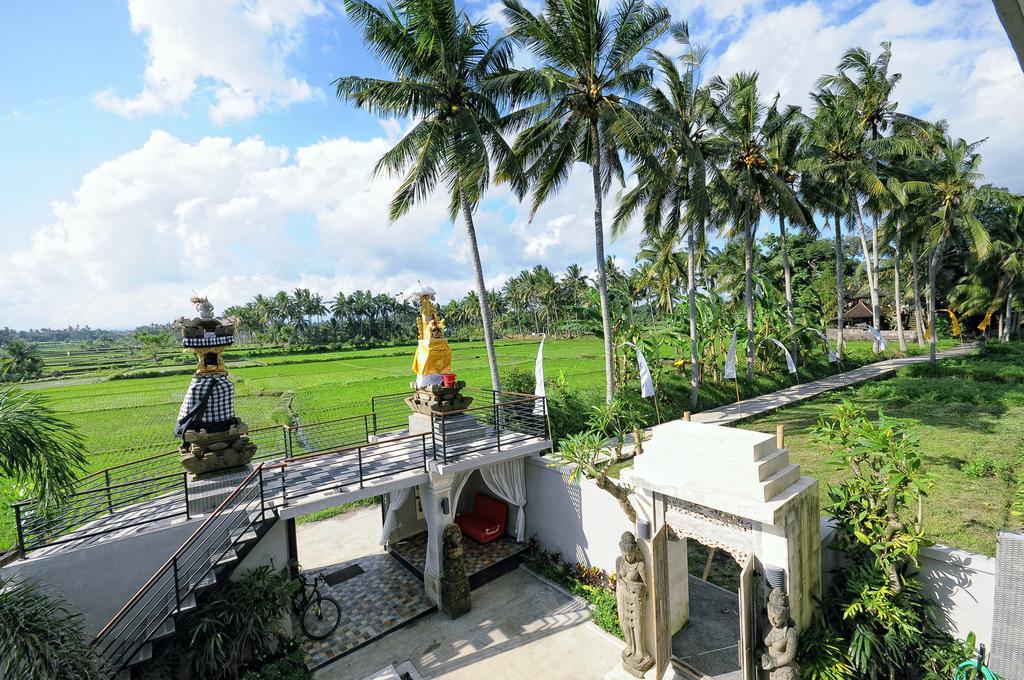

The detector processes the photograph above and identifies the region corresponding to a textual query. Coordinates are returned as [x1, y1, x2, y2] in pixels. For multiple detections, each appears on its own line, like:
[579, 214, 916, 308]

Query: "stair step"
[194, 571, 217, 590]
[211, 549, 238, 568]
[230, 528, 259, 543]
[151, 618, 176, 641]
[128, 642, 152, 666]
[179, 593, 197, 613]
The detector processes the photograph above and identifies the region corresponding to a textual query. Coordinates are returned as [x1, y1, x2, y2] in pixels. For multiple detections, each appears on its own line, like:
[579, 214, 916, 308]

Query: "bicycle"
[955, 644, 1000, 680]
[291, 566, 342, 640]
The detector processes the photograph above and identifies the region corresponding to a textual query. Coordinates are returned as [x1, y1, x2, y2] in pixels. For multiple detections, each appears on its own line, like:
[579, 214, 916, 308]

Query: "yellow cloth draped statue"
[411, 285, 452, 387]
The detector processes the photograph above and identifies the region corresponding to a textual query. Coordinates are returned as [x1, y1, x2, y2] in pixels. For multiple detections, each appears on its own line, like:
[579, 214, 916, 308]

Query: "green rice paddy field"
[4, 335, 1014, 556]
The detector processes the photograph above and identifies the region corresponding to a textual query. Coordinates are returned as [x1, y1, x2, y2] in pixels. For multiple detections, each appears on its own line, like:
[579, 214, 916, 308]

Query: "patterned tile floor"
[389, 531, 527, 576]
[300, 553, 436, 670]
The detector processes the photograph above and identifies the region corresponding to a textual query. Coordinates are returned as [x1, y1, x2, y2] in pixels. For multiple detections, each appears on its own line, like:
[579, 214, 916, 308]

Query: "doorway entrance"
[671, 536, 744, 679]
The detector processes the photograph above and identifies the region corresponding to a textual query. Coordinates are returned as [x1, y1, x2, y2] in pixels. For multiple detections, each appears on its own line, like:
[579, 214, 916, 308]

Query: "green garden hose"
[955, 659, 998, 680]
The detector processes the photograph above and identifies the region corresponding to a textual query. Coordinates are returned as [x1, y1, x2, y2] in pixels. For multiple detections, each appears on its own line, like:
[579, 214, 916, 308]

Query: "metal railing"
[270, 430, 432, 506]
[92, 464, 269, 676]
[12, 392, 549, 557]
[12, 425, 287, 557]
[431, 394, 548, 463]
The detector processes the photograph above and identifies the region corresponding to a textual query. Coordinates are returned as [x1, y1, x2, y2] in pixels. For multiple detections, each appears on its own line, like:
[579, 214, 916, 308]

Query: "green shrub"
[189, 566, 298, 679]
[523, 538, 622, 639]
[800, 402, 974, 679]
[0, 575, 100, 679]
[240, 643, 311, 680]
[962, 453, 996, 479]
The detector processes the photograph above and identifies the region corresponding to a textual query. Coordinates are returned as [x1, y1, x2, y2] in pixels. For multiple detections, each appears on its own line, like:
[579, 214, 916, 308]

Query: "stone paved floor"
[315, 568, 625, 680]
[301, 553, 436, 670]
[672, 576, 741, 680]
[389, 532, 527, 577]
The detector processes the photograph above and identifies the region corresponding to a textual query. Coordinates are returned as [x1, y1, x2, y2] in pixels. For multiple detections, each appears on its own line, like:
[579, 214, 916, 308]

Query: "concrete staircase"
[112, 518, 275, 679]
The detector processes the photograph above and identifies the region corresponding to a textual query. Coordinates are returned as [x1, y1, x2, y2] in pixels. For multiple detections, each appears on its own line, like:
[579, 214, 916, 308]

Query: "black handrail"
[92, 464, 267, 674]
[14, 392, 550, 556]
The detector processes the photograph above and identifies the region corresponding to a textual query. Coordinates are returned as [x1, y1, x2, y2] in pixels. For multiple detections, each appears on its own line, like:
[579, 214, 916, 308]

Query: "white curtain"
[480, 458, 528, 542]
[379, 486, 413, 546]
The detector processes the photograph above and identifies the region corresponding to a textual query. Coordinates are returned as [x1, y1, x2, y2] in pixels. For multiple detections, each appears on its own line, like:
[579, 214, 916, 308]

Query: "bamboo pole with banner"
[533, 333, 555, 442]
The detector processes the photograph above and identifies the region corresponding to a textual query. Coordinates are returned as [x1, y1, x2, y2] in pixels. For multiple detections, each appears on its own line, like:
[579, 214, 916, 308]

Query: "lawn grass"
[738, 341, 1024, 556]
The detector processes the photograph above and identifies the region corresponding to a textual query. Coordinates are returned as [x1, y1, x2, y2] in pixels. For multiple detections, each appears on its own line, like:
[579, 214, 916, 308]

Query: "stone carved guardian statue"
[616, 531, 653, 677]
[761, 587, 800, 679]
[440, 523, 471, 619]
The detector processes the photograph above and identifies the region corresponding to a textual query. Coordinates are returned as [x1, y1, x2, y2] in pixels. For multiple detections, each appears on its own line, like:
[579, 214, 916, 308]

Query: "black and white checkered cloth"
[177, 375, 235, 423]
[181, 335, 234, 348]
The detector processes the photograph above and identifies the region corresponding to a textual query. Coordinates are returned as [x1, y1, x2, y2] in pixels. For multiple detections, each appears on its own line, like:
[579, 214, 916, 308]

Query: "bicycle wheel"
[301, 595, 341, 640]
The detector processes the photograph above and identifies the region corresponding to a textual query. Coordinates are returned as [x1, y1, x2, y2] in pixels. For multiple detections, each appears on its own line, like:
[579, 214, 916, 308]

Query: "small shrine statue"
[761, 587, 800, 680]
[174, 296, 256, 476]
[616, 531, 654, 678]
[411, 284, 452, 388]
[440, 523, 471, 618]
[404, 283, 472, 415]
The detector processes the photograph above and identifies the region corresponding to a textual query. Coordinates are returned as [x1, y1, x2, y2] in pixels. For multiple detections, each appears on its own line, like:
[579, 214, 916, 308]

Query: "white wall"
[819, 521, 995, 647]
[1, 519, 201, 637]
[525, 455, 633, 574]
[919, 544, 995, 647]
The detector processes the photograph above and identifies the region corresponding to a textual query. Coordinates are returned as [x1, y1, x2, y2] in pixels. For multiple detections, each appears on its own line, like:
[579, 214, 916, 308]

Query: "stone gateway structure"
[620, 420, 820, 680]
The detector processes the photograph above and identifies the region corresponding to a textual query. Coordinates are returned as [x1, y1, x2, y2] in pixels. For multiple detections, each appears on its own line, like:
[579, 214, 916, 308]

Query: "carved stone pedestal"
[405, 382, 473, 414]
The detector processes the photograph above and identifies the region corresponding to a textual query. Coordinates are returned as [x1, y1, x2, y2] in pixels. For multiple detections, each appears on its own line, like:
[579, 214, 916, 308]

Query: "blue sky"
[1, 0, 1022, 329]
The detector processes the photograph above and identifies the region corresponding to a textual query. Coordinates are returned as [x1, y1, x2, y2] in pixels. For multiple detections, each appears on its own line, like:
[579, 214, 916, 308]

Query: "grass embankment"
[739, 341, 1024, 556]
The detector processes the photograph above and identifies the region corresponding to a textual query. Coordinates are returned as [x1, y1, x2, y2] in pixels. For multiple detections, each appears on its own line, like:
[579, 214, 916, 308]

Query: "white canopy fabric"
[479, 458, 528, 542]
[379, 486, 413, 546]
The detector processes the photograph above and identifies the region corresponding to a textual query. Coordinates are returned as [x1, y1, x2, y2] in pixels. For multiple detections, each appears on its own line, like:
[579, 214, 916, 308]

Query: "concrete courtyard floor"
[315, 567, 624, 680]
[297, 507, 625, 680]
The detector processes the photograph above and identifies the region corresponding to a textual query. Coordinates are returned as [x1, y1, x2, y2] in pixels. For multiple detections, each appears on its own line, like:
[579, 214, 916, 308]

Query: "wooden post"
[702, 547, 717, 581]
[683, 411, 691, 421]
[776, 424, 785, 449]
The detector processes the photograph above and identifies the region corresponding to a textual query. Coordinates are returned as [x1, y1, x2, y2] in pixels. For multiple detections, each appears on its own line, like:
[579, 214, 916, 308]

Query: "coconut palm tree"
[764, 104, 809, 330]
[0, 386, 86, 506]
[499, 0, 670, 402]
[1, 340, 44, 382]
[613, 24, 721, 408]
[335, 0, 526, 391]
[802, 91, 884, 359]
[904, 131, 1011, 360]
[710, 72, 811, 379]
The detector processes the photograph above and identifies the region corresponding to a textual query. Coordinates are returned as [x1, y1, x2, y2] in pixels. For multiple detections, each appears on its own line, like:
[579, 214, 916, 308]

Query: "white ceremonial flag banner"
[624, 342, 655, 398]
[636, 346, 655, 398]
[868, 326, 888, 353]
[533, 334, 547, 416]
[724, 329, 738, 380]
[761, 338, 797, 374]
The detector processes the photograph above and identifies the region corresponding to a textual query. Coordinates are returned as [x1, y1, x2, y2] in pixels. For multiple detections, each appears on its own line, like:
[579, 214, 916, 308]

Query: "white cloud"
[1, 131, 636, 329]
[698, 0, 1024, 191]
[94, 0, 324, 123]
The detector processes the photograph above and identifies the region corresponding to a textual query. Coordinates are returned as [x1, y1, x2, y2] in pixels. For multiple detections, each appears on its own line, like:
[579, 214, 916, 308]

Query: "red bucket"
[442, 373, 457, 388]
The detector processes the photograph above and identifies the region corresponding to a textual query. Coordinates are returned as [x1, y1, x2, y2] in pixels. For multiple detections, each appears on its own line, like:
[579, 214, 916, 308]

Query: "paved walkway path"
[692, 344, 977, 426]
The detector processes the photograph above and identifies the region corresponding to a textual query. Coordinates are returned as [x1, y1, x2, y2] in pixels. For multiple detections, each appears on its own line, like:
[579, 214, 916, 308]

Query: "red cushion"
[455, 493, 508, 544]
[455, 513, 503, 544]
[472, 493, 508, 526]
